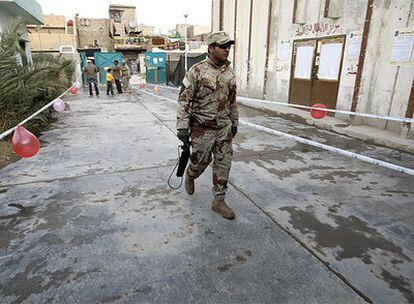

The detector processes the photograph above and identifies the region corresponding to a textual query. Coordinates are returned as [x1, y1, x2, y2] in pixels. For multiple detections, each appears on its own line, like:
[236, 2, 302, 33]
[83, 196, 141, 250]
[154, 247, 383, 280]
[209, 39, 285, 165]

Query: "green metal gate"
[145, 52, 167, 84]
[94, 52, 123, 84]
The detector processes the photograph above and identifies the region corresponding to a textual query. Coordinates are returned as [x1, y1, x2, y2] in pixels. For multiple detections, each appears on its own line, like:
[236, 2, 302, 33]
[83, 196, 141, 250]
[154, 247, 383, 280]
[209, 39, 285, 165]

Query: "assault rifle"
[176, 141, 190, 177]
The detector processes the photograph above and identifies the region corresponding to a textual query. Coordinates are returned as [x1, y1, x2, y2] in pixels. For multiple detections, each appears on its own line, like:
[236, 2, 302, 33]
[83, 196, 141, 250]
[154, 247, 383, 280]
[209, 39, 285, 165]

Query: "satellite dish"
[128, 21, 137, 28]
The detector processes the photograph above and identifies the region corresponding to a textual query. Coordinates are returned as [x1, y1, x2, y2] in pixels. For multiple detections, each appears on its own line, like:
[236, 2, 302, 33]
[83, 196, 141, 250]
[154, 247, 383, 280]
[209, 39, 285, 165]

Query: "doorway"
[289, 35, 346, 109]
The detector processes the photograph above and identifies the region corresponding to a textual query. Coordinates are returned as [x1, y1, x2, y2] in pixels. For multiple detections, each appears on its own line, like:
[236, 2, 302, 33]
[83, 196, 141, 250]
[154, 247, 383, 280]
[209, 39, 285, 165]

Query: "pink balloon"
[12, 126, 40, 158]
[139, 83, 146, 89]
[53, 98, 65, 112]
[70, 87, 78, 94]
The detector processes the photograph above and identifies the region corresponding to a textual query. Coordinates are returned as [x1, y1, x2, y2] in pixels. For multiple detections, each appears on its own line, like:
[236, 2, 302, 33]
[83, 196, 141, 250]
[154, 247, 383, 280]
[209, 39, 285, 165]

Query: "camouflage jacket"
[176, 57, 239, 130]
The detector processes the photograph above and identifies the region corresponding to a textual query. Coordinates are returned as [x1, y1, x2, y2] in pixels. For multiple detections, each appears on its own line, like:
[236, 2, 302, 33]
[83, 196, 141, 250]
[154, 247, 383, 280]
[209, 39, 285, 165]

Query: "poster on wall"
[317, 43, 343, 80]
[294, 45, 314, 79]
[278, 40, 291, 61]
[390, 28, 414, 63]
[348, 32, 362, 61]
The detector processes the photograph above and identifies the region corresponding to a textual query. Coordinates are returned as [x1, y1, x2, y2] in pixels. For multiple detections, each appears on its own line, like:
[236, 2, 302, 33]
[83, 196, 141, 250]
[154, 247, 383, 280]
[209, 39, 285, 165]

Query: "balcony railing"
[114, 37, 146, 49]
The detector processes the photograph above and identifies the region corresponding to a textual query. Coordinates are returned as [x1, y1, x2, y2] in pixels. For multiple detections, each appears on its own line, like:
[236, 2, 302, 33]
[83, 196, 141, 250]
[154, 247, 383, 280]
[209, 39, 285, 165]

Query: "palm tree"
[0, 21, 74, 135]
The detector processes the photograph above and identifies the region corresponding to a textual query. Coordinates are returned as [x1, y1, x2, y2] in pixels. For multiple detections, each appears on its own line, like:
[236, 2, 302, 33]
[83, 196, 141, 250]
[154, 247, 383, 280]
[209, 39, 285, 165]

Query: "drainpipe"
[184, 14, 188, 71]
[246, 0, 254, 88]
[350, 0, 374, 123]
[263, 0, 273, 99]
[233, 0, 238, 66]
[402, 78, 414, 138]
[75, 14, 81, 49]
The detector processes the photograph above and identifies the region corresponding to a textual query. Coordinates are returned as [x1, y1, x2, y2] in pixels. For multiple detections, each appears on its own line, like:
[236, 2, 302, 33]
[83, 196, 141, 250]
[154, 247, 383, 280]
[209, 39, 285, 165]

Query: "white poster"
[348, 32, 362, 61]
[294, 45, 314, 79]
[390, 29, 414, 63]
[318, 43, 343, 80]
[278, 40, 291, 61]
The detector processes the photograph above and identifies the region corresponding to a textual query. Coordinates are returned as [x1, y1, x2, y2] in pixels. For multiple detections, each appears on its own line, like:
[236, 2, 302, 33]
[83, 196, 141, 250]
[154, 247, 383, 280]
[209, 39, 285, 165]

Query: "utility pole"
[184, 13, 188, 71]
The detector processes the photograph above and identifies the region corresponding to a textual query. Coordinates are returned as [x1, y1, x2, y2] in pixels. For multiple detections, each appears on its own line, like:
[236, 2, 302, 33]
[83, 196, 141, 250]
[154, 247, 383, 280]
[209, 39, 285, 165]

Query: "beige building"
[108, 4, 147, 61]
[192, 25, 211, 37]
[176, 24, 188, 37]
[176, 24, 211, 38]
[212, 0, 414, 137]
[109, 4, 138, 37]
[27, 14, 77, 52]
[137, 23, 155, 36]
[76, 16, 113, 51]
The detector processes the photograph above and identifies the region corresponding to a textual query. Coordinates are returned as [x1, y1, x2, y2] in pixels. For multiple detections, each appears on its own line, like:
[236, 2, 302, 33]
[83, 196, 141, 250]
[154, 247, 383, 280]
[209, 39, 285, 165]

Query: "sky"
[35, 0, 211, 33]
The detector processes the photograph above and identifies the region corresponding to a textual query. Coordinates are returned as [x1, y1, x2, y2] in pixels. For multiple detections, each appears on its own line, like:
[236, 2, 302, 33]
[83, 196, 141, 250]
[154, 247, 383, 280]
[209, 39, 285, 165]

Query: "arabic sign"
[296, 23, 341, 37]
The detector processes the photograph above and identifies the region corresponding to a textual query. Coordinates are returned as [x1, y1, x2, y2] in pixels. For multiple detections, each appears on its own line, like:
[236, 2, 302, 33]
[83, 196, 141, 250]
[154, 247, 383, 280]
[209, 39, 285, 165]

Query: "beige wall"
[109, 5, 138, 36]
[77, 18, 113, 51]
[29, 34, 76, 51]
[137, 25, 155, 36]
[43, 15, 66, 27]
[27, 14, 76, 52]
[213, 0, 414, 135]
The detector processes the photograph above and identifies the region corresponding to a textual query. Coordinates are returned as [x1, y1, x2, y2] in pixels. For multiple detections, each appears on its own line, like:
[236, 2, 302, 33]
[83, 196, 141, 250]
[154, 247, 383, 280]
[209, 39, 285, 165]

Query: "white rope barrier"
[145, 84, 414, 124]
[141, 89, 414, 176]
[238, 96, 414, 124]
[240, 120, 414, 176]
[0, 76, 81, 140]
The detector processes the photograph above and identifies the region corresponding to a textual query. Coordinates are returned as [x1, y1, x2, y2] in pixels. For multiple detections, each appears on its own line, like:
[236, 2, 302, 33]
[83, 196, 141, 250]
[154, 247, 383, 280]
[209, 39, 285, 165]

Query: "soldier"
[176, 31, 239, 220]
[121, 60, 132, 93]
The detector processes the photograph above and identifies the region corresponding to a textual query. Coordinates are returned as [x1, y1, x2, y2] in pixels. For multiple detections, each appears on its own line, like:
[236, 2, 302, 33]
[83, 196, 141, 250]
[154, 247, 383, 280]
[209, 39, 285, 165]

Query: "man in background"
[121, 60, 132, 93]
[113, 60, 123, 94]
[83, 60, 99, 98]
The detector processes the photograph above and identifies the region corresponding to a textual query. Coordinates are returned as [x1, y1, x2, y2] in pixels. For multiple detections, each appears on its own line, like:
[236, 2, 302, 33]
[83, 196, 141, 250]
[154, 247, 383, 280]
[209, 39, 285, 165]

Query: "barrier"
[142, 89, 414, 176]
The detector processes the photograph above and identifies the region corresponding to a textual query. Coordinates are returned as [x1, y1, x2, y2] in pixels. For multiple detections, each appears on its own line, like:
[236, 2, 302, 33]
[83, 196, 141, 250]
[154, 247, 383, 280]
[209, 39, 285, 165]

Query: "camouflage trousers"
[187, 122, 233, 199]
[122, 77, 131, 92]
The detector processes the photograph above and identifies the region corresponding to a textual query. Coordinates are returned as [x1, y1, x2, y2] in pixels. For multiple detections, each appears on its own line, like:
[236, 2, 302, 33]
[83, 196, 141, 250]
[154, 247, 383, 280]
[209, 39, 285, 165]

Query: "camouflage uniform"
[122, 62, 132, 92]
[176, 55, 238, 200]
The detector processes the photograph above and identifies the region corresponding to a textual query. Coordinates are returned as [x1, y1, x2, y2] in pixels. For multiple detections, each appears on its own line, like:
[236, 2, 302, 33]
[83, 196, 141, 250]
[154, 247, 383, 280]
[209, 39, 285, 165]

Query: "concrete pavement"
[0, 86, 413, 303]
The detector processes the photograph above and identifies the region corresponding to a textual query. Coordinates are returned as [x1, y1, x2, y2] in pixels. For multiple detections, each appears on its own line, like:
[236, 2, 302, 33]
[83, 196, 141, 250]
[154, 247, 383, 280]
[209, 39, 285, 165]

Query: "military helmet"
[206, 31, 235, 46]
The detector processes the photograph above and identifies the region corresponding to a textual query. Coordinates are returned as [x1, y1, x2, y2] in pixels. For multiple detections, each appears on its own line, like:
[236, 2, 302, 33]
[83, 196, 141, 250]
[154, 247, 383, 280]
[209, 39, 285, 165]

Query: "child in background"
[106, 68, 114, 96]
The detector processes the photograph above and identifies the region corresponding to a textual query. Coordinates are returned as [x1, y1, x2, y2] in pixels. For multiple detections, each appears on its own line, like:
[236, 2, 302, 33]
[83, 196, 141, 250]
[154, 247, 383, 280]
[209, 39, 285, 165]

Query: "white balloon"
[73, 81, 81, 89]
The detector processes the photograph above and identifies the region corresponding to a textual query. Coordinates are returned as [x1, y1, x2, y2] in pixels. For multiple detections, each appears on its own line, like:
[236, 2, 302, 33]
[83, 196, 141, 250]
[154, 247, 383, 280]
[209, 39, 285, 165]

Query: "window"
[293, 0, 307, 24]
[112, 12, 121, 23]
[324, 0, 343, 19]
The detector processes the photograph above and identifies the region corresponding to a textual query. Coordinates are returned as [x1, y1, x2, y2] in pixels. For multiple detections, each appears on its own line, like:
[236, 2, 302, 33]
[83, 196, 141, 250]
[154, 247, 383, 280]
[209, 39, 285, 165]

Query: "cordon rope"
[142, 88, 414, 177]
[0, 76, 82, 140]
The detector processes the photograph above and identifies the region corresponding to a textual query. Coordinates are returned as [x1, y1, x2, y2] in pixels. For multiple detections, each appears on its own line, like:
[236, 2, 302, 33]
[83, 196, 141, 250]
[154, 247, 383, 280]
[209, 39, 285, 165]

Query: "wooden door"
[289, 39, 317, 107]
[311, 36, 345, 109]
[289, 36, 345, 110]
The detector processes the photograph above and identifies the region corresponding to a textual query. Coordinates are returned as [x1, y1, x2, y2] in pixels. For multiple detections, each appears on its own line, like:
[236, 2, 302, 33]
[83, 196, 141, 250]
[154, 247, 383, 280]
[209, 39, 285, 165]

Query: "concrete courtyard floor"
[0, 86, 413, 303]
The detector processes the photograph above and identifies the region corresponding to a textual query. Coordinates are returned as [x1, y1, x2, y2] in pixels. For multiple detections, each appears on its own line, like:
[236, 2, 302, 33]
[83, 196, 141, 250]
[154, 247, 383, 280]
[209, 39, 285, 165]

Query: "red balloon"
[70, 87, 78, 94]
[310, 103, 327, 119]
[12, 126, 40, 158]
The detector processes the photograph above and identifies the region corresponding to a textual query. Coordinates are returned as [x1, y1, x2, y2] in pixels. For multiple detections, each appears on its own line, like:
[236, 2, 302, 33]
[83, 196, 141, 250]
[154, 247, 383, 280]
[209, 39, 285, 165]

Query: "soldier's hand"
[231, 127, 237, 138]
[177, 128, 190, 143]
